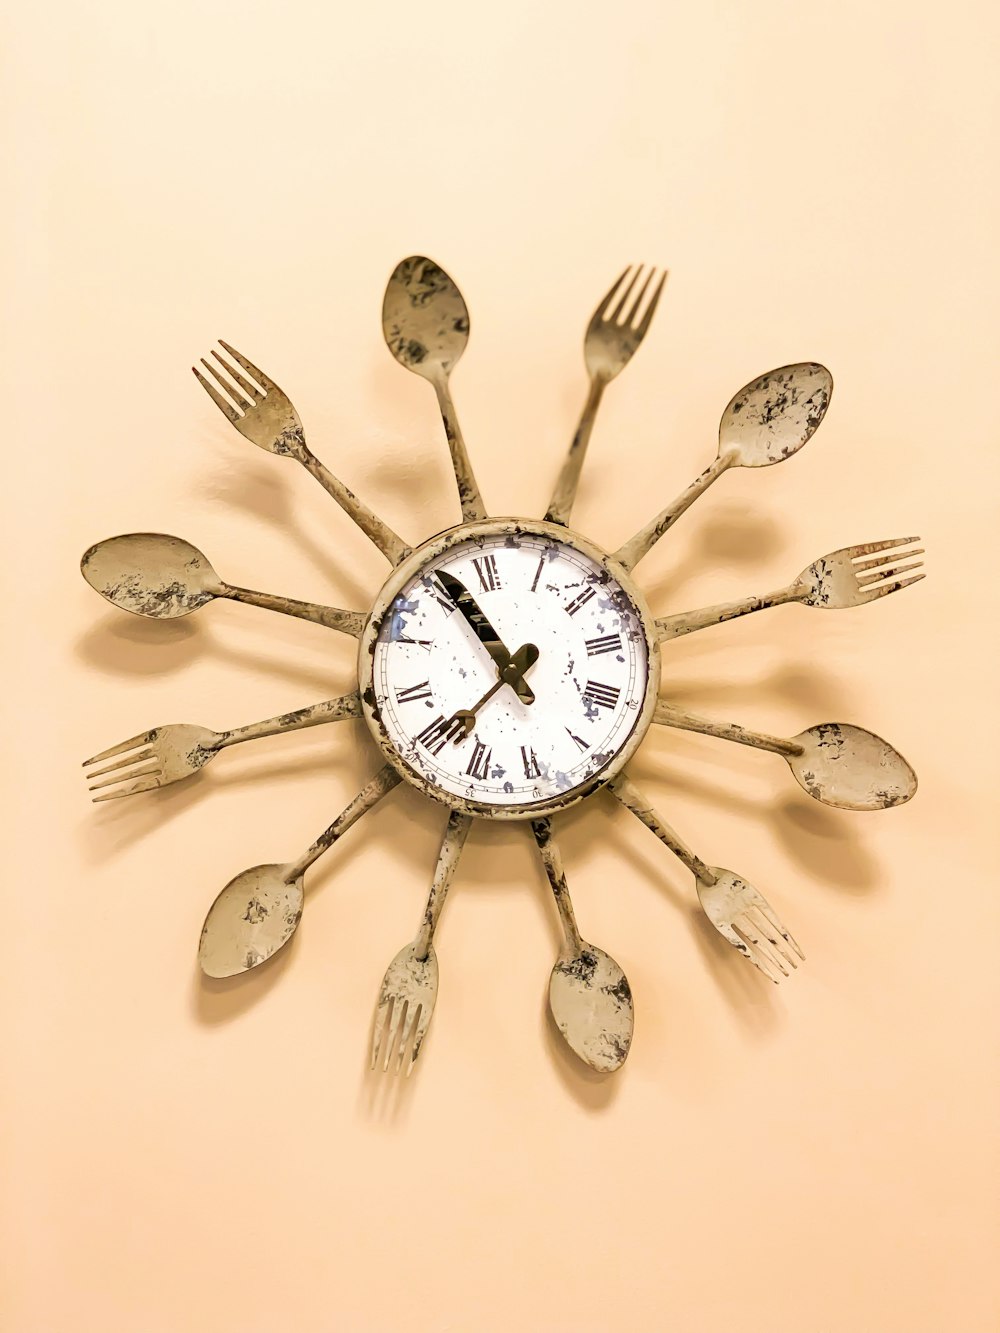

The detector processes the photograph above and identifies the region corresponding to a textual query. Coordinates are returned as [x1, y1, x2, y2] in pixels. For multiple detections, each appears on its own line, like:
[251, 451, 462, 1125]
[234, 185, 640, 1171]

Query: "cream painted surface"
[3, 3, 998, 1330]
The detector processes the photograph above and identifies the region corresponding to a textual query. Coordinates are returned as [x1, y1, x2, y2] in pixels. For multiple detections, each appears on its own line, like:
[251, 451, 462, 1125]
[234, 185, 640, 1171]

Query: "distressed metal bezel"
[358, 516, 661, 821]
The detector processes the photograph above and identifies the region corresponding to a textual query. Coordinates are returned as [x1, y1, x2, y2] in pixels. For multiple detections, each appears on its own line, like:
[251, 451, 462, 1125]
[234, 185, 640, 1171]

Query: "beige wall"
[4, 3, 998, 1330]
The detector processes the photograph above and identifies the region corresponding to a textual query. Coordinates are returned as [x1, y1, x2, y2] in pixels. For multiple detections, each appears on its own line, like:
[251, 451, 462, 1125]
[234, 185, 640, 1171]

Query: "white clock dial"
[365, 528, 652, 812]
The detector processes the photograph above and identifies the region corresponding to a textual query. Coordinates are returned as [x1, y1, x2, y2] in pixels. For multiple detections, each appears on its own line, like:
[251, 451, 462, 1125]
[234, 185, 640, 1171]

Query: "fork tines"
[852, 536, 925, 602]
[371, 996, 424, 1076]
[594, 263, 668, 335]
[732, 904, 804, 985]
[192, 340, 273, 423]
[82, 731, 161, 802]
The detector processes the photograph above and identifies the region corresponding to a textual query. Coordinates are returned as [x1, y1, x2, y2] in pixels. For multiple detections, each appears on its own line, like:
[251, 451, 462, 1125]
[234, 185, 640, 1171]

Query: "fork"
[371, 811, 472, 1075]
[656, 536, 925, 640]
[545, 264, 667, 526]
[83, 693, 361, 802]
[608, 773, 802, 983]
[193, 340, 410, 565]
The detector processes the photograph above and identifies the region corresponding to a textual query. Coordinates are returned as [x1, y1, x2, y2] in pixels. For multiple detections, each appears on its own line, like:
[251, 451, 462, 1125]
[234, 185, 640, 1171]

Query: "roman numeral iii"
[584, 680, 620, 710]
[585, 633, 621, 657]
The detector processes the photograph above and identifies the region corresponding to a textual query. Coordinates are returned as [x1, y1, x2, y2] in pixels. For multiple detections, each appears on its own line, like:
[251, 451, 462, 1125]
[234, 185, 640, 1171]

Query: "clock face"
[362, 524, 655, 816]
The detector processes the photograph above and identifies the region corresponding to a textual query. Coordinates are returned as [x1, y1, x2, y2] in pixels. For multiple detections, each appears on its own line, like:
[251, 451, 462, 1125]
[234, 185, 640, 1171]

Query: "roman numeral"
[586, 633, 622, 657]
[465, 738, 492, 781]
[424, 576, 456, 615]
[564, 587, 596, 617]
[395, 680, 432, 704]
[415, 716, 454, 756]
[584, 680, 620, 710]
[472, 554, 500, 592]
[566, 728, 589, 752]
[520, 746, 541, 779]
[530, 556, 544, 592]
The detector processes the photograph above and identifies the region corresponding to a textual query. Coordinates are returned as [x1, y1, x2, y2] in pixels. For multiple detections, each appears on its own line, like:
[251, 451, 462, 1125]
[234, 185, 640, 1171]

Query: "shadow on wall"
[73, 459, 893, 1111]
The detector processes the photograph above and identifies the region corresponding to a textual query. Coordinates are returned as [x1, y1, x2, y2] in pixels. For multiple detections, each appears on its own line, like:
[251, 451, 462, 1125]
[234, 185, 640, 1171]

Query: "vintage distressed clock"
[81, 256, 923, 1076]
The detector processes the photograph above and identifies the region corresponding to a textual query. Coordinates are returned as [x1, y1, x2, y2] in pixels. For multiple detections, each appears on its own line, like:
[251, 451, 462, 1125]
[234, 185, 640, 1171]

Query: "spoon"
[382, 255, 487, 522]
[531, 819, 633, 1072]
[653, 702, 917, 811]
[614, 362, 833, 570]
[199, 767, 400, 978]
[81, 533, 365, 636]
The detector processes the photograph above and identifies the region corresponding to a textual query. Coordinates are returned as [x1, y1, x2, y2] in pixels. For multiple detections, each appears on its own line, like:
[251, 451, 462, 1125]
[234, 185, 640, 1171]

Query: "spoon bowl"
[199, 863, 304, 978]
[382, 255, 470, 382]
[719, 362, 833, 468]
[548, 942, 634, 1073]
[788, 723, 917, 811]
[81, 533, 221, 618]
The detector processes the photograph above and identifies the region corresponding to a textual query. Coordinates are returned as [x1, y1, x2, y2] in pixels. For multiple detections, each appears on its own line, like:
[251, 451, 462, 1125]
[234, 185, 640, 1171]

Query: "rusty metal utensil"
[609, 775, 802, 983]
[655, 537, 925, 640]
[615, 362, 833, 571]
[653, 703, 917, 811]
[382, 256, 486, 523]
[371, 810, 472, 1075]
[83, 694, 362, 802]
[81, 532, 364, 636]
[532, 819, 634, 1071]
[199, 767, 400, 978]
[193, 341, 410, 566]
[545, 264, 667, 527]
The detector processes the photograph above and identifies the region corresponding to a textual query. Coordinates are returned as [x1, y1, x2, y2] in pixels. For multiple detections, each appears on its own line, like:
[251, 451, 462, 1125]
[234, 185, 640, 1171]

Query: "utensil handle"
[544, 375, 607, 526]
[613, 453, 734, 572]
[655, 583, 801, 641]
[606, 773, 717, 885]
[285, 766, 401, 881]
[432, 372, 487, 522]
[298, 448, 411, 566]
[652, 700, 802, 757]
[220, 584, 365, 637]
[530, 819, 583, 955]
[218, 693, 363, 749]
[414, 810, 473, 960]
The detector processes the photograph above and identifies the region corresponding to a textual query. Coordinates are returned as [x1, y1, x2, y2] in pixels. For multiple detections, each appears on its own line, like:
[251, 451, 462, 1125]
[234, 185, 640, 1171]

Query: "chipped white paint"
[655, 537, 925, 640]
[614, 362, 833, 571]
[81, 532, 365, 634]
[370, 810, 471, 1075]
[533, 819, 633, 1072]
[653, 703, 917, 811]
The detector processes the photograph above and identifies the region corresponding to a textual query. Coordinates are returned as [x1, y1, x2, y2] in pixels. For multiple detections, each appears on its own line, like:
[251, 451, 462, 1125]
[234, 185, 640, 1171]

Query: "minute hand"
[435, 570, 534, 704]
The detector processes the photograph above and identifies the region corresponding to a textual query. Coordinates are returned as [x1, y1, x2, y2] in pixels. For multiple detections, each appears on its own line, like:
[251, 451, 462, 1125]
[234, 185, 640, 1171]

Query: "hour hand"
[436, 568, 515, 675]
[449, 644, 540, 741]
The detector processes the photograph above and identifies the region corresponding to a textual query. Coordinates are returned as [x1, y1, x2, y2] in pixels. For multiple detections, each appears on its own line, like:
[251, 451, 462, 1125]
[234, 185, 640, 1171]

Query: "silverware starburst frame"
[81, 256, 924, 1078]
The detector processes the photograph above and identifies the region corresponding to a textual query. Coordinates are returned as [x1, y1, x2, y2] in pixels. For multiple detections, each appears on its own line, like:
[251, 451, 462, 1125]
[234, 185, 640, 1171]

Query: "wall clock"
[81, 256, 923, 1077]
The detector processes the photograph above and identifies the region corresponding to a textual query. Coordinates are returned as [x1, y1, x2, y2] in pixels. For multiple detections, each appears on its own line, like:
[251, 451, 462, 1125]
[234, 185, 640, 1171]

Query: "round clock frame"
[359, 516, 662, 821]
